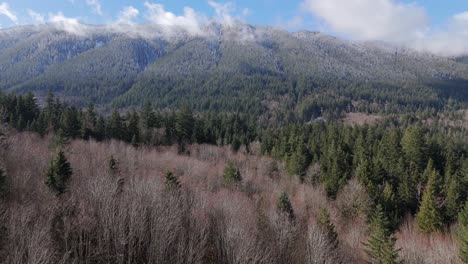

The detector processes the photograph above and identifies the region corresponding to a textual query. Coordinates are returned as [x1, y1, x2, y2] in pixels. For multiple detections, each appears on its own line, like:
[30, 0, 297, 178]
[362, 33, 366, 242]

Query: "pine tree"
[415, 168, 442, 233]
[80, 103, 97, 139]
[364, 204, 400, 264]
[165, 170, 181, 191]
[127, 111, 140, 143]
[223, 161, 242, 185]
[401, 126, 427, 172]
[45, 150, 73, 195]
[175, 104, 194, 145]
[445, 171, 461, 222]
[278, 192, 295, 221]
[286, 141, 311, 181]
[381, 182, 399, 228]
[60, 107, 81, 138]
[317, 207, 338, 248]
[95, 116, 106, 141]
[108, 155, 119, 177]
[141, 101, 156, 129]
[458, 200, 468, 263]
[107, 110, 124, 140]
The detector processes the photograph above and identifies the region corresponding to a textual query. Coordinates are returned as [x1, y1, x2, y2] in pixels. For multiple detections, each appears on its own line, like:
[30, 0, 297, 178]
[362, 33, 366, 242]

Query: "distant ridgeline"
[0, 25, 466, 124]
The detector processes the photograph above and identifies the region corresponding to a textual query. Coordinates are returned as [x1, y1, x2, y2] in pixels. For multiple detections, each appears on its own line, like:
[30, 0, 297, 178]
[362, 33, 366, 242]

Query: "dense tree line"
[0, 91, 257, 151]
[260, 118, 467, 248]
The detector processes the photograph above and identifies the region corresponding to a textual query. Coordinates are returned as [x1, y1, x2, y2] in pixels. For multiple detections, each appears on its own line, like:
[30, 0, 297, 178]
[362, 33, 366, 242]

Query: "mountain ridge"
[0, 22, 466, 121]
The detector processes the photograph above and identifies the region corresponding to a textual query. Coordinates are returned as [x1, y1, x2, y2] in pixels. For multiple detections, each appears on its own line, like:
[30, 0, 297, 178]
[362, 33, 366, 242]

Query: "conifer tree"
[364, 204, 400, 264]
[286, 141, 311, 181]
[165, 170, 181, 191]
[108, 155, 119, 177]
[80, 103, 97, 139]
[415, 167, 442, 233]
[381, 182, 399, 228]
[458, 200, 468, 263]
[175, 104, 194, 145]
[317, 207, 338, 248]
[107, 110, 124, 140]
[141, 101, 156, 129]
[401, 126, 427, 172]
[223, 161, 242, 185]
[127, 111, 140, 143]
[60, 107, 81, 138]
[278, 192, 295, 221]
[95, 116, 106, 141]
[445, 171, 461, 222]
[45, 150, 73, 195]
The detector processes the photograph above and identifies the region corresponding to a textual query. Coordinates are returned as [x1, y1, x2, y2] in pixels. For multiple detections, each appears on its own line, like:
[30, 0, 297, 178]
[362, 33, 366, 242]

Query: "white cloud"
[301, 0, 428, 42]
[28, 9, 45, 24]
[208, 1, 236, 26]
[144, 1, 206, 35]
[299, 0, 468, 56]
[453, 11, 468, 23]
[48, 12, 87, 35]
[242, 8, 251, 18]
[412, 11, 468, 56]
[118, 6, 139, 24]
[86, 0, 103, 16]
[0, 2, 17, 23]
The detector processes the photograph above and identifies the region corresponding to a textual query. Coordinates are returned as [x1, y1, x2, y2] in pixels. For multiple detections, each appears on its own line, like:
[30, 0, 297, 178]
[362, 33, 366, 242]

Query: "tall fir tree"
[223, 161, 242, 185]
[401, 126, 427, 172]
[364, 204, 400, 264]
[278, 192, 295, 221]
[45, 150, 73, 195]
[458, 200, 468, 263]
[317, 207, 338, 248]
[415, 166, 443, 233]
[175, 104, 195, 146]
[108, 155, 119, 177]
[165, 170, 181, 191]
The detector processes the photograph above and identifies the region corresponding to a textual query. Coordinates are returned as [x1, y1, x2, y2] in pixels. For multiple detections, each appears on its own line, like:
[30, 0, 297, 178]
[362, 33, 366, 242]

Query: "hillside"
[0, 131, 463, 264]
[0, 23, 466, 121]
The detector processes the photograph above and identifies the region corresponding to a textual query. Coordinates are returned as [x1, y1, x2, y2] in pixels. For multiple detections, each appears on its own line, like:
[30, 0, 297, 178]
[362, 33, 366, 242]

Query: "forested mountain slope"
[0, 23, 466, 120]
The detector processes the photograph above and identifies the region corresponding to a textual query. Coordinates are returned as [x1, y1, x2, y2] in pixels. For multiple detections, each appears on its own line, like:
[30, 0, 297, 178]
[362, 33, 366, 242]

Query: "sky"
[0, 0, 467, 55]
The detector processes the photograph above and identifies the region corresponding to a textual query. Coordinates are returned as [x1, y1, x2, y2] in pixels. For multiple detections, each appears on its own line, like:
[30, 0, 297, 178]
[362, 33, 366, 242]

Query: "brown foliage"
[0, 132, 461, 263]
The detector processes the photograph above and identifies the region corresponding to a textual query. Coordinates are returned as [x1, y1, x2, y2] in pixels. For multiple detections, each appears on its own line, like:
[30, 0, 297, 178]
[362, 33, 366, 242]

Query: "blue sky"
[0, 0, 467, 55]
[0, 0, 465, 29]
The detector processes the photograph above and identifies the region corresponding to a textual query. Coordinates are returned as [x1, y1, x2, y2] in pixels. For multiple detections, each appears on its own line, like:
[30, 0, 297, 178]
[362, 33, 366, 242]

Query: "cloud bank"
[5, 0, 468, 56]
[143, 1, 206, 36]
[301, 0, 468, 56]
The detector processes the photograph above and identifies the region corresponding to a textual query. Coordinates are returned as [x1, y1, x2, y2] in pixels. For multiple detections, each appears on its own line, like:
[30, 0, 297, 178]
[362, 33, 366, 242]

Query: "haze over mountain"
[0, 22, 466, 120]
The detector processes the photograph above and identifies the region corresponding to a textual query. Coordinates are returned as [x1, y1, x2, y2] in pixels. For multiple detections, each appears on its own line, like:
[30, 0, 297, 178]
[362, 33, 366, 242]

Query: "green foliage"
[175, 105, 194, 145]
[364, 205, 400, 264]
[286, 140, 311, 181]
[317, 207, 338, 248]
[165, 170, 181, 191]
[458, 201, 468, 263]
[415, 166, 443, 233]
[401, 126, 427, 172]
[223, 161, 242, 185]
[1, 90, 467, 234]
[278, 192, 295, 221]
[108, 155, 119, 177]
[45, 150, 73, 195]
[321, 140, 350, 198]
